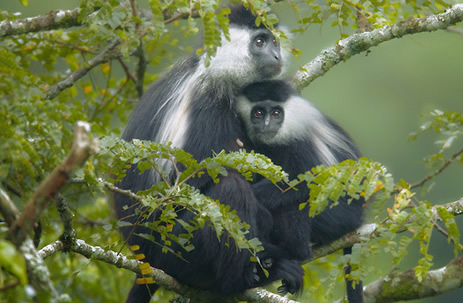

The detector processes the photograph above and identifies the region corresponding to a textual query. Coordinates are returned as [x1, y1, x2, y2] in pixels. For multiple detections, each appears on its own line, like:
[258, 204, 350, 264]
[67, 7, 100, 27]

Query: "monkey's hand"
[273, 259, 304, 295]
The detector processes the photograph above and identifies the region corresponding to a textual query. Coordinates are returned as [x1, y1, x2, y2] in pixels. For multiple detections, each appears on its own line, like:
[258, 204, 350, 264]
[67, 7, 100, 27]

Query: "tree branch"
[34, 188, 463, 302]
[45, 39, 121, 100]
[312, 199, 463, 302]
[130, 0, 148, 98]
[99, 178, 463, 300]
[311, 197, 463, 260]
[293, 4, 463, 91]
[410, 148, 463, 189]
[0, 185, 61, 301]
[0, 122, 97, 301]
[364, 256, 463, 303]
[7, 121, 99, 247]
[20, 239, 62, 302]
[311, 223, 378, 260]
[38, 239, 300, 303]
[0, 8, 83, 38]
[0, 5, 195, 39]
[0, 187, 19, 226]
[54, 194, 76, 243]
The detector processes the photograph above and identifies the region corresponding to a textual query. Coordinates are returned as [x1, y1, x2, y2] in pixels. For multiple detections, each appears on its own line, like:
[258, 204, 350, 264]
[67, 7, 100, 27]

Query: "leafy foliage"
[297, 159, 393, 217]
[289, 0, 452, 37]
[411, 110, 463, 155]
[0, 239, 27, 285]
[0, 0, 463, 302]
[99, 135, 291, 255]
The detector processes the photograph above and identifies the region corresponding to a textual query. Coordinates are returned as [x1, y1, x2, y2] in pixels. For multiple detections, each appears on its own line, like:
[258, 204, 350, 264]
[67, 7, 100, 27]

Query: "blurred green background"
[1, 1, 463, 302]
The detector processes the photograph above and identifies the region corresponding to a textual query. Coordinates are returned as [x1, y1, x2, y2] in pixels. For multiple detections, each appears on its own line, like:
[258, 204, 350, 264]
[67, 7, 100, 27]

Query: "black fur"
[114, 7, 303, 303]
[228, 5, 274, 29]
[237, 80, 364, 302]
[242, 80, 295, 102]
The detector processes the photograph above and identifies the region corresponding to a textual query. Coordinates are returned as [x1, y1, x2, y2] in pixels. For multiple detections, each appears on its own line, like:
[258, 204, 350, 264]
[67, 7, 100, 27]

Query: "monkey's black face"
[249, 30, 282, 79]
[250, 101, 284, 143]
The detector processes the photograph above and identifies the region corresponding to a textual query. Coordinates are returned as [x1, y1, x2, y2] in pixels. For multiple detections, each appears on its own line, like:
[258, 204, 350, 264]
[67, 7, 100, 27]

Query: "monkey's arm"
[252, 178, 309, 211]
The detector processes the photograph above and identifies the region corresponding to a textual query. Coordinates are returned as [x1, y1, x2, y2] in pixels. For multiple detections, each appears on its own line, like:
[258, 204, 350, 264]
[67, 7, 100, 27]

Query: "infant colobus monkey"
[114, 6, 303, 303]
[236, 80, 365, 302]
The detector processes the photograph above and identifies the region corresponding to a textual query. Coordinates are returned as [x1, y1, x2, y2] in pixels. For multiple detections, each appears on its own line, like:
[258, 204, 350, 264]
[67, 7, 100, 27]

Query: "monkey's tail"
[125, 276, 159, 303]
[343, 247, 364, 303]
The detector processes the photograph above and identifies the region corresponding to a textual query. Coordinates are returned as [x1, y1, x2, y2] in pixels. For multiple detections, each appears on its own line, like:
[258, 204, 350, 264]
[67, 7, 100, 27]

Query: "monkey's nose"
[272, 50, 280, 61]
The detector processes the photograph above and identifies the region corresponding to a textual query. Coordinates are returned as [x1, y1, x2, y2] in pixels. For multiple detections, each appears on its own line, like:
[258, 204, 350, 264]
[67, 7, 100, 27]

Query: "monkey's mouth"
[253, 130, 278, 144]
[258, 64, 282, 78]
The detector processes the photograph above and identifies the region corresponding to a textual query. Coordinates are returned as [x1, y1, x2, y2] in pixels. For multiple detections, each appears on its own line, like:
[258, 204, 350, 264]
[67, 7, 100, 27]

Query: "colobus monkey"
[114, 6, 303, 303]
[236, 80, 364, 302]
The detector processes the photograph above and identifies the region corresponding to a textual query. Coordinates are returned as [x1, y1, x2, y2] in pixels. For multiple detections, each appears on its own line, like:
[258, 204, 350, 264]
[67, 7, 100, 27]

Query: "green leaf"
[436, 206, 461, 255]
[0, 240, 27, 285]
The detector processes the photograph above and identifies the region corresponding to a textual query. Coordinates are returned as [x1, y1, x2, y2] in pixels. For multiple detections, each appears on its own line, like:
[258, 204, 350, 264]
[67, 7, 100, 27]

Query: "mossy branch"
[364, 256, 463, 302]
[38, 239, 300, 303]
[293, 4, 463, 91]
[0, 8, 83, 38]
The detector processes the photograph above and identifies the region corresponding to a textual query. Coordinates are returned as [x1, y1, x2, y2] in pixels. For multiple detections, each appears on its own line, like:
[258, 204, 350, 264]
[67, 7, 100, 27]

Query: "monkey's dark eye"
[256, 38, 264, 47]
[272, 110, 281, 118]
[253, 110, 264, 118]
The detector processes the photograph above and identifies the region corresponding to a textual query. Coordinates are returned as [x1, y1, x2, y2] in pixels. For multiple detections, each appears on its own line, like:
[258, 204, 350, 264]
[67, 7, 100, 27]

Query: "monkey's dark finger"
[262, 257, 273, 269]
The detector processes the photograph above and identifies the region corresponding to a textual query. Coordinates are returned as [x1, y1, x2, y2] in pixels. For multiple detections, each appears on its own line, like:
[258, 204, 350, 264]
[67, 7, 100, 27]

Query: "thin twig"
[410, 148, 463, 189]
[164, 12, 191, 24]
[0, 280, 20, 291]
[0, 187, 19, 226]
[102, 179, 143, 202]
[129, 0, 147, 97]
[90, 77, 131, 121]
[44, 38, 96, 54]
[45, 39, 121, 100]
[311, 197, 463, 260]
[117, 57, 137, 84]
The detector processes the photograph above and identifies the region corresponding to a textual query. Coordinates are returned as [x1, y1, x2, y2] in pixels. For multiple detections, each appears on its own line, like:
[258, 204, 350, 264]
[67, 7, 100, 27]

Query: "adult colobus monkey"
[114, 6, 304, 303]
[236, 80, 365, 302]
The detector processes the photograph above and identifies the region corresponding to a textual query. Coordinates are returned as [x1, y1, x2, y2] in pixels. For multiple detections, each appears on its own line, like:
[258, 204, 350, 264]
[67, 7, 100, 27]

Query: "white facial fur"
[237, 95, 357, 166]
[236, 95, 256, 130]
[206, 27, 253, 83]
[203, 25, 289, 87]
[156, 25, 288, 148]
[151, 25, 289, 181]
